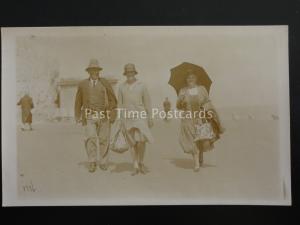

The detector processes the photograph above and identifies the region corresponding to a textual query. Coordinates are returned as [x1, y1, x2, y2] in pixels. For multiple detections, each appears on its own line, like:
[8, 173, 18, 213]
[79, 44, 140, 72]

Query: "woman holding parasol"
[169, 62, 224, 172]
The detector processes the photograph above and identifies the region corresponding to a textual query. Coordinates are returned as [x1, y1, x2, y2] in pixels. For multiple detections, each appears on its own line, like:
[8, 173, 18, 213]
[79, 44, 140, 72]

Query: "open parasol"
[168, 62, 212, 95]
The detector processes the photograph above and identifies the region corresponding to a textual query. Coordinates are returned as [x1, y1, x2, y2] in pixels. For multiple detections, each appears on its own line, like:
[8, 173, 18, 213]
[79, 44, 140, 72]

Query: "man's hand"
[108, 109, 117, 123]
[109, 118, 116, 124]
[75, 118, 81, 123]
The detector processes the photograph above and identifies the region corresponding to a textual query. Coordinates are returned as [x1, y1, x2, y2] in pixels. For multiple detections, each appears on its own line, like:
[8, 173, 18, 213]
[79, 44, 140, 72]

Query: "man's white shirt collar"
[90, 78, 98, 86]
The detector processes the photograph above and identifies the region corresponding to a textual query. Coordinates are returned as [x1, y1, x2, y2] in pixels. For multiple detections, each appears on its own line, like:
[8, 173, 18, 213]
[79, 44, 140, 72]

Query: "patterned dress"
[177, 85, 221, 154]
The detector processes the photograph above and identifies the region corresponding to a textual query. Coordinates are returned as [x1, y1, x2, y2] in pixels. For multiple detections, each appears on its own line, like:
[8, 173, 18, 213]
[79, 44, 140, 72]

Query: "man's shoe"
[88, 162, 97, 173]
[99, 164, 108, 171]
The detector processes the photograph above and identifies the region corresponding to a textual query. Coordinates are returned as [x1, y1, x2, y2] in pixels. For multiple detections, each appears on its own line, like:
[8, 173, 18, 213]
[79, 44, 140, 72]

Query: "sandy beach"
[17, 118, 284, 205]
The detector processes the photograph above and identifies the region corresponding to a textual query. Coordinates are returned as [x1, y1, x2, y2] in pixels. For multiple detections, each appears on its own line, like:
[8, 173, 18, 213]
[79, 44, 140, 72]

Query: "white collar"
[90, 78, 98, 85]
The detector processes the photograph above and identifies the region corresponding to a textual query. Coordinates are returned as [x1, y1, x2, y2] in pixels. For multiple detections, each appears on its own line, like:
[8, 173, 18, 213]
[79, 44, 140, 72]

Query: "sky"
[16, 26, 288, 109]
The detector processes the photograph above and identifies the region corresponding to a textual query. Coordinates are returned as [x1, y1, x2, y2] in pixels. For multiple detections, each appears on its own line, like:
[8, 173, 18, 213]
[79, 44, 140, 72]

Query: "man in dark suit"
[75, 59, 117, 173]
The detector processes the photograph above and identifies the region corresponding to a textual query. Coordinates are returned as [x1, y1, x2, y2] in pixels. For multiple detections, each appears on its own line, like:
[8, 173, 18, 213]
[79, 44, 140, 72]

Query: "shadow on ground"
[110, 162, 133, 173]
[78, 161, 151, 173]
[168, 158, 216, 170]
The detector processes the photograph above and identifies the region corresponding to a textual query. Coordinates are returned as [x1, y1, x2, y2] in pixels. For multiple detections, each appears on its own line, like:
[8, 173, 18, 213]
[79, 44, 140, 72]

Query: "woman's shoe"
[194, 167, 200, 172]
[131, 168, 139, 176]
[139, 163, 147, 174]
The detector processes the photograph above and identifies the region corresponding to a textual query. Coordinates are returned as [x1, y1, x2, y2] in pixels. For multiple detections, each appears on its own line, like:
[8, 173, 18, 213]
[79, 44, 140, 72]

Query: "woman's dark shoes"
[88, 162, 97, 173]
[131, 168, 139, 176]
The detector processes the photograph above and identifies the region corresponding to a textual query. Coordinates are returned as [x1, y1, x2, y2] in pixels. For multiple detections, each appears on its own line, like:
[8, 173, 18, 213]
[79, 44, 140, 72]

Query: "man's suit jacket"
[74, 78, 117, 125]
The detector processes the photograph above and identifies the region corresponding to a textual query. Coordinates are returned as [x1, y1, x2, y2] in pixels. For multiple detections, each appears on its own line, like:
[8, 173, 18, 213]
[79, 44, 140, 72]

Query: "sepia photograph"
[2, 26, 291, 206]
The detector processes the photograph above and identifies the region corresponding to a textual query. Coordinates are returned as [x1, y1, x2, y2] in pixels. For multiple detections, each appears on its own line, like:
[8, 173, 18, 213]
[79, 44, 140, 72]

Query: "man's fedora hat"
[123, 63, 138, 76]
[86, 59, 103, 71]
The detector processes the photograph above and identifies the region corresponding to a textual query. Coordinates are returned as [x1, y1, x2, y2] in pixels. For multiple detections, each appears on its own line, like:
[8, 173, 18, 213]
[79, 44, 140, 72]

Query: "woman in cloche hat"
[117, 63, 154, 176]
